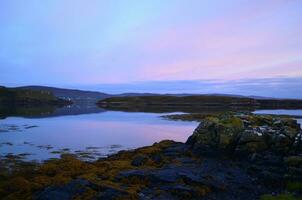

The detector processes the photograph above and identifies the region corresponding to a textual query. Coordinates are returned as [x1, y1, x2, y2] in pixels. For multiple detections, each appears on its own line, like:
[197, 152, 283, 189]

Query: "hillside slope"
[0, 86, 71, 106]
[18, 86, 111, 103]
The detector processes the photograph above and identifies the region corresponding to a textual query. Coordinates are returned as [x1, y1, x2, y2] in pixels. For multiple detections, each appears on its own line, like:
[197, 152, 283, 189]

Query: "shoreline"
[161, 112, 302, 122]
[0, 112, 301, 199]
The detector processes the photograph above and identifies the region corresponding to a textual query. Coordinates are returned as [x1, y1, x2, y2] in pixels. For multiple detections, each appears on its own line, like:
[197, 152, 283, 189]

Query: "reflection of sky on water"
[2, 110, 301, 161]
[0, 111, 198, 161]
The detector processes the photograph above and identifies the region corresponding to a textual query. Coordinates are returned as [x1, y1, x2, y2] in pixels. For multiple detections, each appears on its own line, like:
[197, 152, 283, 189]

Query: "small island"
[98, 95, 302, 113]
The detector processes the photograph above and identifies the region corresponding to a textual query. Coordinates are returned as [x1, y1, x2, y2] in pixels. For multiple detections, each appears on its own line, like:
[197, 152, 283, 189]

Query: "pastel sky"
[0, 0, 302, 97]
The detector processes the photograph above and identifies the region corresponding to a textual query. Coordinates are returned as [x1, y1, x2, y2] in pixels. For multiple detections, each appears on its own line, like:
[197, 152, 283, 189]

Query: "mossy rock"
[285, 156, 302, 167]
[187, 114, 301, 157]
[286, 181, 302, 192]
[260, 193, 300, 200]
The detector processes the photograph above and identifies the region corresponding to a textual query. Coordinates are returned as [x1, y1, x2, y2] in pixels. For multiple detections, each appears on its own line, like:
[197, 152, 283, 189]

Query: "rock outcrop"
[187, 113, 302, 158]
[186, 113, 302, 198]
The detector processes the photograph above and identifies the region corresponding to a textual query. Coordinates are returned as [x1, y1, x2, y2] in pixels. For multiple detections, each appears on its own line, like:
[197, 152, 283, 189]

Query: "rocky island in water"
[0, 111, 301, 200]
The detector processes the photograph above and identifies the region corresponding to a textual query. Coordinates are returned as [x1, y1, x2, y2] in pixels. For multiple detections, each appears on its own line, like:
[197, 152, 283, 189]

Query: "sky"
[0, 0, 302, 97]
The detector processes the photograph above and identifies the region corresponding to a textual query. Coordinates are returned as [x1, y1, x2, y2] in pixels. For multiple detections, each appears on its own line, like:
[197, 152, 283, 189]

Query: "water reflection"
[1, 105, 302, 161]
[0, 111, 198, 161]
[0, 104, 106, 119]
[0, 105, 56, 119]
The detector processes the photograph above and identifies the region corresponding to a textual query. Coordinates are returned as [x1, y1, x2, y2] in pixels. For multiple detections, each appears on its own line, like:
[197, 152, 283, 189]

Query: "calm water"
[1, 107, 301, 161]
[0, 110, 198, 161]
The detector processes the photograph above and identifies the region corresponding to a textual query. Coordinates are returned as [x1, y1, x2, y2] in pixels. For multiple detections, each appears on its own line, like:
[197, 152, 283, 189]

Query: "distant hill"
[9, 85, 289, 105]
[0, 86, 71, 106]
[17, 86, 112, 103]
[17, 86, 252, 102]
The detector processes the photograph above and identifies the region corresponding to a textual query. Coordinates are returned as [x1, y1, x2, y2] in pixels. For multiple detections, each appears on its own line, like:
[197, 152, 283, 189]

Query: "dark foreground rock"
[34, 179, 93, 200]
[0, 113, 301, 200]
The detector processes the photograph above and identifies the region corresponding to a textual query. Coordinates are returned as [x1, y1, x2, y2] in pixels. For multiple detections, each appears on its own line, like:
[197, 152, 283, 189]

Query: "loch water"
[1, 105, 301, 161]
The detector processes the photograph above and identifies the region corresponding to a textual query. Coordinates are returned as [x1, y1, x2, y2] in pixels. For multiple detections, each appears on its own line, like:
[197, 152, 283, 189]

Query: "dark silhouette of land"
[98, 95, 302, 113]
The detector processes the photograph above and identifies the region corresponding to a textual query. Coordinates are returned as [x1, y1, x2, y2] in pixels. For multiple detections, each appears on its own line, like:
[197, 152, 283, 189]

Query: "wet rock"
[162, 142, 189, 157]
[94, 186, 130, 200]
[159, 185, 197, 199]
[34, 179, 93, 200]
[119, 166, 203, 184]
[131, 154, 148, 166]
[118, 156, 266, 200]
[151, 154, 162, 164]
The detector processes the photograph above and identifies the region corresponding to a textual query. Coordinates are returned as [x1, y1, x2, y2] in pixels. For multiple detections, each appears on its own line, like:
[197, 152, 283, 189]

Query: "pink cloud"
[134, 1, 302, 81]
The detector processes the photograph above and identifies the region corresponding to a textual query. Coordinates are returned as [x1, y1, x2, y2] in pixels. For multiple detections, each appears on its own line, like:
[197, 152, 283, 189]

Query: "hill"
[0, 86, 71, 106]
[17, 86, 111, 103]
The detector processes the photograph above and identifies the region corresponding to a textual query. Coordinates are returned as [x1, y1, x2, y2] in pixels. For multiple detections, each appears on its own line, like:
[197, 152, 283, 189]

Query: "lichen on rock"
[186, 113, 302, 158]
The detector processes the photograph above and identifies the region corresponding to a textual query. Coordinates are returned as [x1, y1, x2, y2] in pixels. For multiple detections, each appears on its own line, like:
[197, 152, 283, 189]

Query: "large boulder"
[186, 114, 302, 158]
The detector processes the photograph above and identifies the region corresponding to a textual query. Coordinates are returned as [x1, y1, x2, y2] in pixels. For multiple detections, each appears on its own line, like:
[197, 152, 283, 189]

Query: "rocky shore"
[0, 113, 301, 200]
